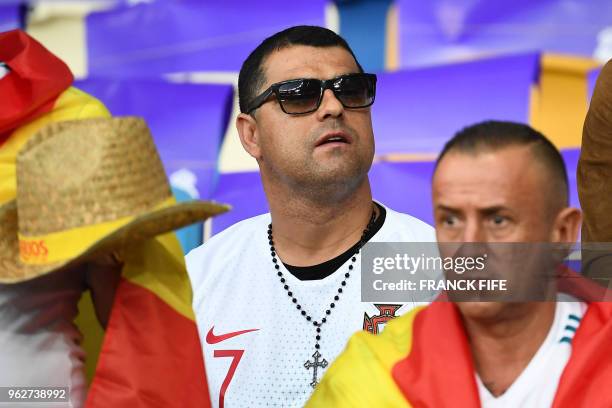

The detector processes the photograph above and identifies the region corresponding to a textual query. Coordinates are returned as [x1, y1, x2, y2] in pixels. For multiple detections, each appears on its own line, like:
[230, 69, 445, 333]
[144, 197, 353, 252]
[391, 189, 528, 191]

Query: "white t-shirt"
[476, 297, 587, 408]
[187, 204, 435, 408]
[0, 268, 87, 408]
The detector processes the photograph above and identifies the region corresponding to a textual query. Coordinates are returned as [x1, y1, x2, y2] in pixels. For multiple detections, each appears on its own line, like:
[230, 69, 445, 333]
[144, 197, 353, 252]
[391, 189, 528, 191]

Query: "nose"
[462, 220, 485, 243]
[316, 89, 344, 120]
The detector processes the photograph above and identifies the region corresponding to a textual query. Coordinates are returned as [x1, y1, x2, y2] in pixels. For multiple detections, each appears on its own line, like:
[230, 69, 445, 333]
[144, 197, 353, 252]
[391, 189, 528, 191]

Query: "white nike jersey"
[476, 297, 587, 408]
[187, 205, 435, 408]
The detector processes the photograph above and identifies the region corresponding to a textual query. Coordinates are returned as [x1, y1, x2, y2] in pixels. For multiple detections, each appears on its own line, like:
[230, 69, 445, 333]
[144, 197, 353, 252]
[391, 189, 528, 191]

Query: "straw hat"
[0, 117, 229, 283]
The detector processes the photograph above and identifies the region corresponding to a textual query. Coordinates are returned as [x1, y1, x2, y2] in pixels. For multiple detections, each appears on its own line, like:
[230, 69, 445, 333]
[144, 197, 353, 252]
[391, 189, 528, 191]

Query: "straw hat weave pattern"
[0, 116, 229, 283]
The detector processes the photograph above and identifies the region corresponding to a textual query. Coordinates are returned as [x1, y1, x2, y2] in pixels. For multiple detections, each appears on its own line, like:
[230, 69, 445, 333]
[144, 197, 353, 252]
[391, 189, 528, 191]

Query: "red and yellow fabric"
[0, 29, 110, 206]
[0, 27, 111, 384]
[307, 299, 612, 407]
[86, 231, 212, 407]
[1, 30, 211, 406]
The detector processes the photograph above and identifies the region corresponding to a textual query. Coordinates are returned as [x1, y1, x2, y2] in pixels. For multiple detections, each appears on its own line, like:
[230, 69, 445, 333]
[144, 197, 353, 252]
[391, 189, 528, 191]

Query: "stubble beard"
[264, 146, 372, 206]
[300, 155, 371, 205]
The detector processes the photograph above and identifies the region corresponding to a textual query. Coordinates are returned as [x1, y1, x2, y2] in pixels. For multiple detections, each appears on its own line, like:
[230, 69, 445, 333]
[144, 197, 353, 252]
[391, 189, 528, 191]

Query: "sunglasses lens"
[335, 75, 375, 108]
[277, 79, 321, 114]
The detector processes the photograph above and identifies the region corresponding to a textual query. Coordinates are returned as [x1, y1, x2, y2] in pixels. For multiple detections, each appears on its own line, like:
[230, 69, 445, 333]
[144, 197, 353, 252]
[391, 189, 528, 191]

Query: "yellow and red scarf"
[308, 272, 612, 407]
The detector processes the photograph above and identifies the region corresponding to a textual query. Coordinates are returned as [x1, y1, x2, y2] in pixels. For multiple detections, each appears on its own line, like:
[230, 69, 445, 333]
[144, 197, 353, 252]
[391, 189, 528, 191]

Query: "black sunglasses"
[246, 73, 377, 115]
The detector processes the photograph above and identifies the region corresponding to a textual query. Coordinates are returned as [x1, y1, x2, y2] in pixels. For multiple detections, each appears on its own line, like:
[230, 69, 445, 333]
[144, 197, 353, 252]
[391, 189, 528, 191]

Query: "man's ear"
[236, 112, 262, 160]
[551, 207, 582, 243]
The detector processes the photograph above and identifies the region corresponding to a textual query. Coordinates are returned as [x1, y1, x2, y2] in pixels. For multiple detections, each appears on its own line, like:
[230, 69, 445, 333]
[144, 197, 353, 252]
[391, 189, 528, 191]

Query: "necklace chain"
[267, 207, 377, 387]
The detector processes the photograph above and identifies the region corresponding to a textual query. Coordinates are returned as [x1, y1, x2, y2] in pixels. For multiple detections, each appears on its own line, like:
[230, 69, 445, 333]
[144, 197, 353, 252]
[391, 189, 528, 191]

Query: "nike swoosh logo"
[206, 326, 259, 344]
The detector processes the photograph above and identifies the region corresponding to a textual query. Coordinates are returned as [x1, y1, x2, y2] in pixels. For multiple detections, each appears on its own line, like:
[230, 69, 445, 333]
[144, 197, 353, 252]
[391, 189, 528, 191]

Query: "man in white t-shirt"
[186, 25, 434, 408]
[308, 121, 612, 407]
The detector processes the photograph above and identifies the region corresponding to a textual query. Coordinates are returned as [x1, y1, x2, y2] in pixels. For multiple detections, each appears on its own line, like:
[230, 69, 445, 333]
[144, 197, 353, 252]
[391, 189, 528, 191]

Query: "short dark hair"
[436, 120, 569, 207]
[238, 25, 363, 114]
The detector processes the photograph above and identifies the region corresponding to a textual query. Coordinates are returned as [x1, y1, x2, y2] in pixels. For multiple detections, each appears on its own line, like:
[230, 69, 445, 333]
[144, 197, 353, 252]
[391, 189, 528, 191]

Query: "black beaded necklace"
[267, 208, 377, 388]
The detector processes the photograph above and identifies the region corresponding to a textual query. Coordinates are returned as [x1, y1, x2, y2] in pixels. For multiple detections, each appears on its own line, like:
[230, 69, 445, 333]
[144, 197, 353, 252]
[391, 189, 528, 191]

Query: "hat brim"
[0, 200, 229, 283]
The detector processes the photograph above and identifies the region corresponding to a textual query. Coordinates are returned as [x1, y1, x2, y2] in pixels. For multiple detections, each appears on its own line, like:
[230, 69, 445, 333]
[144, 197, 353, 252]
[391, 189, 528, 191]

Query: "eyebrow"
[435, 205, 511, 215]
[435, 205, 458, 213]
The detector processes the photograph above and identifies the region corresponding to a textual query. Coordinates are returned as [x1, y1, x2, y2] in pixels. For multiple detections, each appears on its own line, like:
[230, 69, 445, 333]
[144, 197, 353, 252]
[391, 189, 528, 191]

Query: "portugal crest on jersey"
[363, 304, 402, 334]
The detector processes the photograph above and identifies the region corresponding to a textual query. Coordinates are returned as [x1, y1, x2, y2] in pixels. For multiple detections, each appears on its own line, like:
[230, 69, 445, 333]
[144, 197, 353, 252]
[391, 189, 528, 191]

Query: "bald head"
[436, 121, 569, 217]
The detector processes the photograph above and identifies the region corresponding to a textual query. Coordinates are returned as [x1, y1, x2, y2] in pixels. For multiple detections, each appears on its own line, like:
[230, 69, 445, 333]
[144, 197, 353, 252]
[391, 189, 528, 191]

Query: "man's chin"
[456, 301, 508, 321]
[310, 159, 369, 182]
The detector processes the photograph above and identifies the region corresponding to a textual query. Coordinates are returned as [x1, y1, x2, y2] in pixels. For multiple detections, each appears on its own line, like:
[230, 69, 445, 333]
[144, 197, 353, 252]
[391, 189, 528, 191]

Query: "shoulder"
[186, 213, 269, 277]
[187, 213, 269, 262]
[376, 202, 435, 242]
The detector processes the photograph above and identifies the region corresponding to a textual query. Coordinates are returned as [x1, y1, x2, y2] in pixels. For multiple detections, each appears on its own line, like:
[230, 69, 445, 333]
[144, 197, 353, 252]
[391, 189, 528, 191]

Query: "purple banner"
[563, 148, 580, 210]
[210, 148, 581, 236]
[397, 0, 612, 68]
[210, 171, 267, 235]
[0, 5, 20, 32]
[373, 53, 539, 154]
[75, 78, 233, 198]
[86, 0, 328, 76]
[370, 160, 434, 224]
[588, 67, 602, 102]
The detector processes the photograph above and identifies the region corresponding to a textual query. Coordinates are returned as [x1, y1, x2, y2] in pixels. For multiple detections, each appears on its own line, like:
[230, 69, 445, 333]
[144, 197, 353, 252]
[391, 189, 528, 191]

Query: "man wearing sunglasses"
[187, 25, 433, 407]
